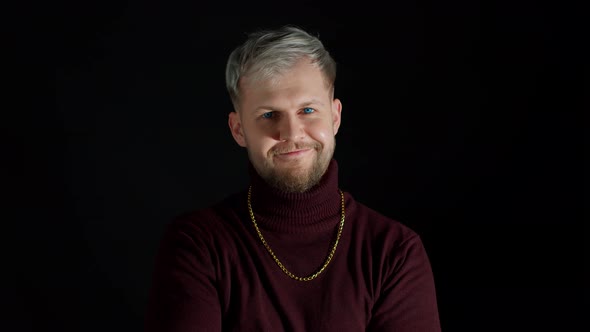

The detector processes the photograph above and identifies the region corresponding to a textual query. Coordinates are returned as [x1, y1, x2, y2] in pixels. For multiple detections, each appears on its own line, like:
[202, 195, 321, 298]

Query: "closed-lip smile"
[276, 149, 311, 158]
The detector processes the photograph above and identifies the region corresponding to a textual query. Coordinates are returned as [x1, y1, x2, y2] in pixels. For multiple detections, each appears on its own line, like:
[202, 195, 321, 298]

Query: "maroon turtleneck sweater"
[145, 159, 440, 332]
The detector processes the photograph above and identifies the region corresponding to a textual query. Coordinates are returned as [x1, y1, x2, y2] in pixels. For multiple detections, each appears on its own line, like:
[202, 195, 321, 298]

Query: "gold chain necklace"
[247, 185, 345, 281]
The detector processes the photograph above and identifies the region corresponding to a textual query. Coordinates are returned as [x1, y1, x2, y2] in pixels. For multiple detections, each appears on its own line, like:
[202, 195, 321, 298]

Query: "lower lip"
[276, 149, 312, 159]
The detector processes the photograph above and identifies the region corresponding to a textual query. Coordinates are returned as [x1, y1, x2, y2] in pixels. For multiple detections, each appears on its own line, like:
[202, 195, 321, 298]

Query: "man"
[145, 25, 441, 331]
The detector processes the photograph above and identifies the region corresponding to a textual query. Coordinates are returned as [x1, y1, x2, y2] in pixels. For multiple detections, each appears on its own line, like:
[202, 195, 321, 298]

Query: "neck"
[247, 158, 342, 233]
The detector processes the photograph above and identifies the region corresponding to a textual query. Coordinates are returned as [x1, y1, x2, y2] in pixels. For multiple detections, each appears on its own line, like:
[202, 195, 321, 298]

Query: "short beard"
[249, 141, 335, 193]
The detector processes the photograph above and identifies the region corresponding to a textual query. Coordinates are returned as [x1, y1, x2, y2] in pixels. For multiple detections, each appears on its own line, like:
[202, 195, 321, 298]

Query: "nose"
[278, 114, 305, 142]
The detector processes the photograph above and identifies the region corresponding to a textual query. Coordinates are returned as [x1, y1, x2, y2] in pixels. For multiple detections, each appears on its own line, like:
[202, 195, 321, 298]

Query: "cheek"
[308, 120, 334, 142]
[246, 130, 275, 156]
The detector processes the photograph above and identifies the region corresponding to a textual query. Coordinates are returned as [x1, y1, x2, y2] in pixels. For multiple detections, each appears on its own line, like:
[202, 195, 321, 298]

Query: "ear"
[331, 98, 342, 135]
[228, 111, 247, 147]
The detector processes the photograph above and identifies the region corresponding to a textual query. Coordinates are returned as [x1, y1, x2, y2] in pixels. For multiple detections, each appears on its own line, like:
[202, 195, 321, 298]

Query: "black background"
[6, 1, 584, 331]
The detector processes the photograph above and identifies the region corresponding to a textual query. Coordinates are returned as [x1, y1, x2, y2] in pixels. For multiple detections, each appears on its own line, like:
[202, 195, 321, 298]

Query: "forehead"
[238, 59, 331, 111]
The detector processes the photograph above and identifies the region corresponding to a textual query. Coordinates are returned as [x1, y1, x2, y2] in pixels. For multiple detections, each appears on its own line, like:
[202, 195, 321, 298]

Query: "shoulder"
[164, 190, 246, 243]
[345, 192, 421, 250]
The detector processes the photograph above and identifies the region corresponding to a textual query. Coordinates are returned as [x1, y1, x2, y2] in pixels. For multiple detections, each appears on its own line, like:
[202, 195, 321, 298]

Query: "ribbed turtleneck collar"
[246, 158, 343, 233]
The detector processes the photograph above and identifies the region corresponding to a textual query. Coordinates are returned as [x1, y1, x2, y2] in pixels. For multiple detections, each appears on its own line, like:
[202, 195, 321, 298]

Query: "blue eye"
[262, 112, 273, 119]
[303, 107, 315, 114]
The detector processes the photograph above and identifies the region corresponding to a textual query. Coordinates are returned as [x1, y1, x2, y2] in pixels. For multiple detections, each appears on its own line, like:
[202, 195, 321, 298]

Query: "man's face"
[228, 58, 342, 193]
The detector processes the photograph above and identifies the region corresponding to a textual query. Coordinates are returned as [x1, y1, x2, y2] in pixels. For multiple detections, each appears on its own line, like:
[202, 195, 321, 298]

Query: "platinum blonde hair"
[225, 25, 337, 110]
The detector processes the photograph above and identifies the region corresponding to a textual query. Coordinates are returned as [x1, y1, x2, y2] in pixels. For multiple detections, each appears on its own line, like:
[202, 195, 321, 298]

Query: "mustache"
[271, 143, 320, 155]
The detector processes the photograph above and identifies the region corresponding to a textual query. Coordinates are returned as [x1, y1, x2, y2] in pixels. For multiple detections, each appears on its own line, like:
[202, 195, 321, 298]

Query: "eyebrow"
[254, 99, 325, 112]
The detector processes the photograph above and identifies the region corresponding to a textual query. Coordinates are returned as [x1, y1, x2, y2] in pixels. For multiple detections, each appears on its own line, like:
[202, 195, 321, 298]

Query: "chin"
[275, 162, 328, 193]
[270, 176, 317, 193]
[249, 145, 332, 193]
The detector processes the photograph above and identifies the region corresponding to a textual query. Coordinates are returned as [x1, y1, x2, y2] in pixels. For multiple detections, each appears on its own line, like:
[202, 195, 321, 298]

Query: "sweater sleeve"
[367, 234, 441, 332]
[144, 219, 221, 332]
